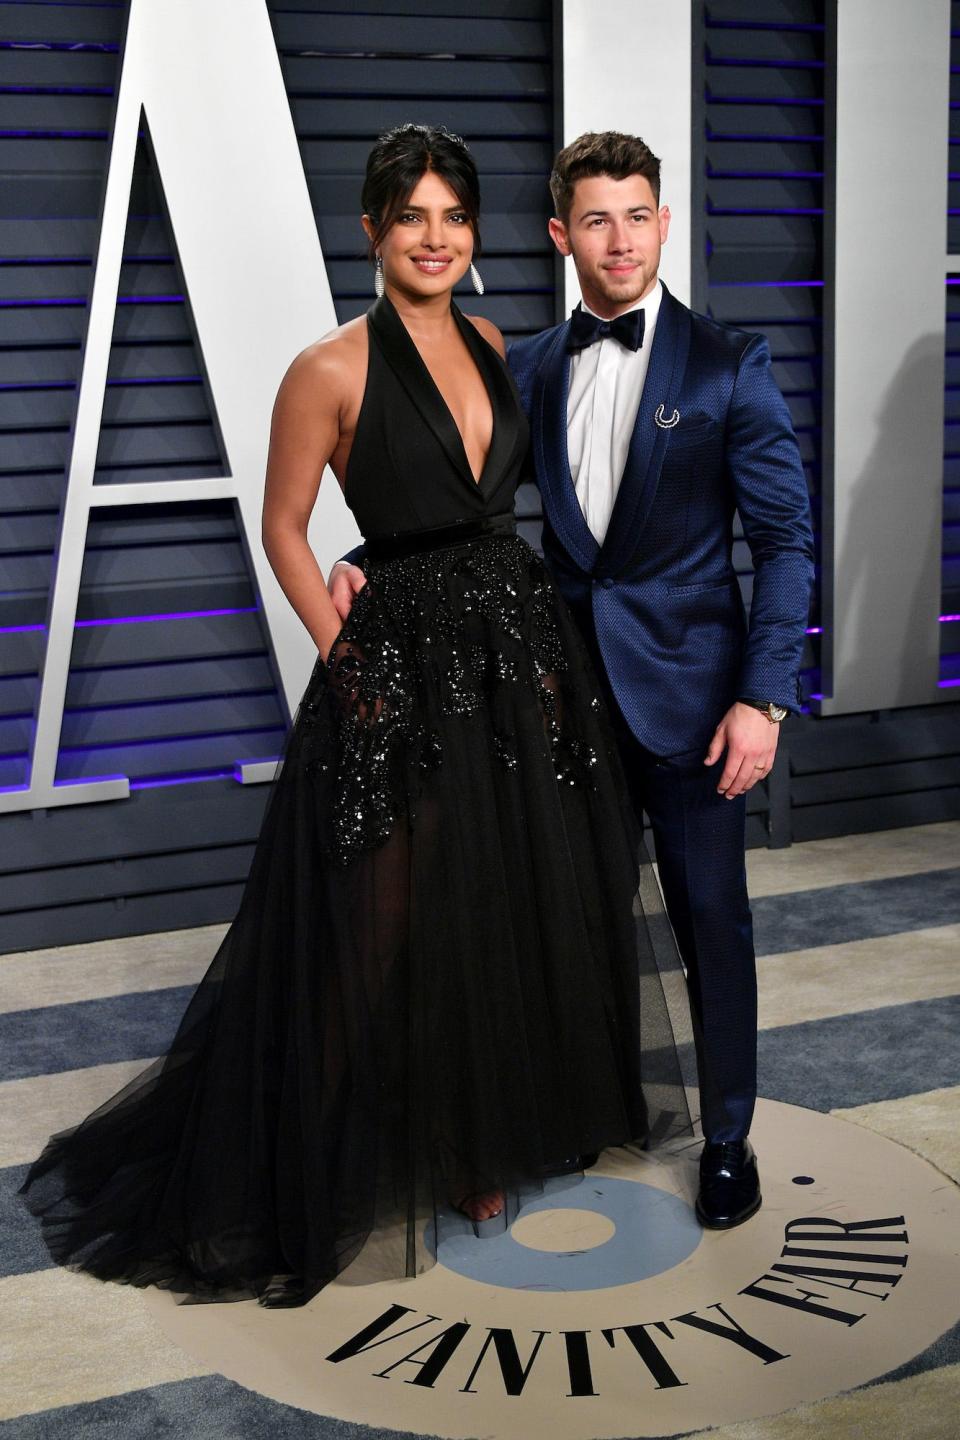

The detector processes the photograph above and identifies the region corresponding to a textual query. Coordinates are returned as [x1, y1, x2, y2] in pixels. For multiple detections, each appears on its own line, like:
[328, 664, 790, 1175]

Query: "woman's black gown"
[21, 297, 696, 1306]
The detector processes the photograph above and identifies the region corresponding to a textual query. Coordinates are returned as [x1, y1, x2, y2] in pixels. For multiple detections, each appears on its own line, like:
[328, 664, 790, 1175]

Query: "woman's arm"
[262, 343, 353, 660]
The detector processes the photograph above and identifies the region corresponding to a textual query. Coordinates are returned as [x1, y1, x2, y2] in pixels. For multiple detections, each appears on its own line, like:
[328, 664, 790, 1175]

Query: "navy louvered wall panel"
[693, 0, 959, 844]
[944, 2, 960, 681]
[0, 0, 556, 951]
[267, 0, 556, 338]
[694, 0, 825, 672]
[3, 1, 956, 952]
[692, 0, 825, 846]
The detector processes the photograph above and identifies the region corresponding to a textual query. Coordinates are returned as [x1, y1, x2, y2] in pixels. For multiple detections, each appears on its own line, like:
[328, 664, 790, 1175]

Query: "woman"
[20, 125, 695, 1308]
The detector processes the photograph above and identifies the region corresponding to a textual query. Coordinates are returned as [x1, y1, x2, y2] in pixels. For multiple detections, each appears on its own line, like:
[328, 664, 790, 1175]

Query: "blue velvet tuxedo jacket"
[508, 285, 815, 757]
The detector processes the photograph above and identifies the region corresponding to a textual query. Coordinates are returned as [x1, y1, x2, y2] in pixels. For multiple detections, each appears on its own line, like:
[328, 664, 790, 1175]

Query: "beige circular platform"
[143, 1099, 960, 1438]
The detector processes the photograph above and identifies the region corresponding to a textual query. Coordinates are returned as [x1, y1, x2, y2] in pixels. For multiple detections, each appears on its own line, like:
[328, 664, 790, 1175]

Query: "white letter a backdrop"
[2, 0, 357, 814]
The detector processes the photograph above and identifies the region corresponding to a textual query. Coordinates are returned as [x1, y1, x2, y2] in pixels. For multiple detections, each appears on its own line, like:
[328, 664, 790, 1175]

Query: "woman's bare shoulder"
[290, 315, 367, 379]
[464, 313, 506, 359]
[277, 316, 368, 408]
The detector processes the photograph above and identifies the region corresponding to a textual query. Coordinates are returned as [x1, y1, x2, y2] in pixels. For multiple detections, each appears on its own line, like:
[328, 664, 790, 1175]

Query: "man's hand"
[328, 562, 367, 621]
[704, 702, 780, 798]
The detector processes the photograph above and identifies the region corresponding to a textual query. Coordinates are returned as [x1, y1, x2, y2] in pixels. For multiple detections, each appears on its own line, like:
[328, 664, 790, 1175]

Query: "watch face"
[770, 703, 788, 722]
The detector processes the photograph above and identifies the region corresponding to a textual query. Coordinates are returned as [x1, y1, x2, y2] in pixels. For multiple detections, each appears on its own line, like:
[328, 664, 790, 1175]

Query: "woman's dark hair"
[361, 123, 482, 261]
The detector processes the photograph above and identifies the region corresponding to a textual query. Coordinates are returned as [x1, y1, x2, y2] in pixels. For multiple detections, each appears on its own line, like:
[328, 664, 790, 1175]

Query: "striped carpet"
[1, 821, 958, 1439]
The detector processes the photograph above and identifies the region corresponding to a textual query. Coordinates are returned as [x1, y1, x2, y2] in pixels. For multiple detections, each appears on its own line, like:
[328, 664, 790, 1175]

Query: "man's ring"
[754, 763, 765, 771]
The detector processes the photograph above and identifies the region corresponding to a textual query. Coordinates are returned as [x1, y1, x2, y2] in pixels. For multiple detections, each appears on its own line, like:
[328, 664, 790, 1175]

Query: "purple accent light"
[706, 132, 825, 142]
[0, 85, 114, 96]
[707, 208, 825, 216]
[709, 280, 824, 289]
[0, 297, 86, 308]
[0, 381, 74, 392]
[806, 626, 823, 634]
[0, 608, 257, 638]
[74, 606, 257, 628]
[706, 19, 825, 31]
[707, 170, 825, 180]
[0, 257, 89, 267]
[130, 769, 236, 790]
[707, 94, 825, 107]
[116, 294, 184, 305]
[108, 376, 202, 386]
[706, 57, 825, 70]
[0, 131, 110, 139]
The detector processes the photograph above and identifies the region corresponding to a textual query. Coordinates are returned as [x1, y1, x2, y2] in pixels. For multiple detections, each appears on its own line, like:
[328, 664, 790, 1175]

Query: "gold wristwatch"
[741, 699, 789, 723]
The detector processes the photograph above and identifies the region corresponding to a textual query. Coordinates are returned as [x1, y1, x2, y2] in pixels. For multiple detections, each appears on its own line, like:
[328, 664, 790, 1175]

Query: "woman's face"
[367, 170, 474, 299]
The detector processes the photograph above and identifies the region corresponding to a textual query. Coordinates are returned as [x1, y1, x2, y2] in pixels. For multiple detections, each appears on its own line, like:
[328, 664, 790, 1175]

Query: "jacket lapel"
[533, 322, 600, 572]
[596, 286, 691, 577]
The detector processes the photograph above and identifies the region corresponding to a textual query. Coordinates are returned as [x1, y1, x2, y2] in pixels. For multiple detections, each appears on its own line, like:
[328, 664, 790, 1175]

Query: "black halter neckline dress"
[21, 296, 695, 1307]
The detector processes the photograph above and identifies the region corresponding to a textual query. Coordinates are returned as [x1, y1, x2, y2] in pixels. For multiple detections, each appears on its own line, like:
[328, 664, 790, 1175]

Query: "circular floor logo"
[144, 1100, 960, 1438]
[427, 1176, 701, 1291]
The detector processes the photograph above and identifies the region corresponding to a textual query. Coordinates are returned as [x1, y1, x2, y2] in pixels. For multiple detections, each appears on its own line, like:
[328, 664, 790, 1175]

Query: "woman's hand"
[328, 562, 368, 621]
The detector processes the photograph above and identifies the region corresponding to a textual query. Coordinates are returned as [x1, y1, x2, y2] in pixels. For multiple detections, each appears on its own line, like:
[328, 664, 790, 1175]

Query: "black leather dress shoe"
[542, 1151, 599, 1179]
[695, 1139, 762, 1229]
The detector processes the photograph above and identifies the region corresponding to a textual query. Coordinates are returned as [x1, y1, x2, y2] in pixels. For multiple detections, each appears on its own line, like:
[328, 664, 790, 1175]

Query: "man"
[332, 131, 814, 1229]
[514, 130, 813, 1227]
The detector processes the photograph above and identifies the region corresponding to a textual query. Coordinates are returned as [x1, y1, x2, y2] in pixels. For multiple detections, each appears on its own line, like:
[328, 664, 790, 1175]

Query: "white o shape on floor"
[510, 1207, 617, 1253]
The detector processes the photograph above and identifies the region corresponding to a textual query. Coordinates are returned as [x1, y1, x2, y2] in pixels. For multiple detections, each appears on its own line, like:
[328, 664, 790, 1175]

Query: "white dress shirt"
[566, 280, 663, 545]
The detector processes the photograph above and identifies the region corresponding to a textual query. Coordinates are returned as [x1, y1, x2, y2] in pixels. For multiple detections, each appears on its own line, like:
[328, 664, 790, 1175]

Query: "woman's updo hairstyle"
[361, 123, 482, 262]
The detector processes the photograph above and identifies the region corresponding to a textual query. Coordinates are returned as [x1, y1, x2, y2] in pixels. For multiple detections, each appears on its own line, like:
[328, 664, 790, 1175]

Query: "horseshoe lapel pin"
[655, 404, 680, 429]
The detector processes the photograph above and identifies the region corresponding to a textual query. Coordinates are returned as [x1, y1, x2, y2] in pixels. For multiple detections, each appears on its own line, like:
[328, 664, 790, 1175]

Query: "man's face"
[549, 173, 670, 318]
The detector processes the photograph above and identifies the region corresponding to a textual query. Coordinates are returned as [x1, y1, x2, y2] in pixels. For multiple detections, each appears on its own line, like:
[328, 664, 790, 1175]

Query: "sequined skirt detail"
[305, 534, 599, 866]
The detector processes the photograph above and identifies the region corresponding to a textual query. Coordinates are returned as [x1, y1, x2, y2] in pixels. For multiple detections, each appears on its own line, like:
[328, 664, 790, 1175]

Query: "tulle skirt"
[21, 530, 696, 1306]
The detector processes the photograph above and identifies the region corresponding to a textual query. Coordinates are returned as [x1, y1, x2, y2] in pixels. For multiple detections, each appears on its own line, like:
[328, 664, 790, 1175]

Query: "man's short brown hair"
[549, 131, 661, 223]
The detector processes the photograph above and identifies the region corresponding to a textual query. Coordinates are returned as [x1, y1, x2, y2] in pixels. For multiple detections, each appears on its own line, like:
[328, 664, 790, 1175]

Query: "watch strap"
[740, 698, 788, 722]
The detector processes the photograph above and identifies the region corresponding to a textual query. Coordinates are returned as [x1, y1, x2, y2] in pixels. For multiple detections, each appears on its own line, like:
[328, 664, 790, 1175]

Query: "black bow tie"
[566, 305, 645, 354]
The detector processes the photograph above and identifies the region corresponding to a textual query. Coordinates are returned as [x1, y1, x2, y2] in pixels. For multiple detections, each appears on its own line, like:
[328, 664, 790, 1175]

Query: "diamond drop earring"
[470, 263, 484, 296]
[374, 255, 385, 298]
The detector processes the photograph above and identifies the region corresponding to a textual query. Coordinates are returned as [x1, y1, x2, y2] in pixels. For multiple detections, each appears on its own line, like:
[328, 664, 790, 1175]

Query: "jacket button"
[601, 577, 615, 589]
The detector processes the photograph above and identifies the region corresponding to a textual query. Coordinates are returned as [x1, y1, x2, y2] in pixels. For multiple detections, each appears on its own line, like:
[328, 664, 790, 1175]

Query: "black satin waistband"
[365, 512, 517, 561]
